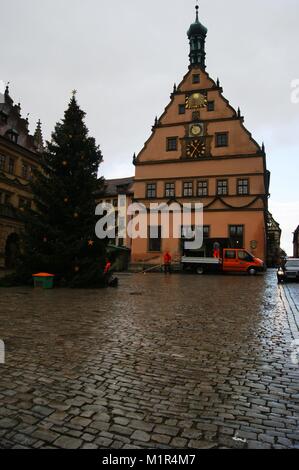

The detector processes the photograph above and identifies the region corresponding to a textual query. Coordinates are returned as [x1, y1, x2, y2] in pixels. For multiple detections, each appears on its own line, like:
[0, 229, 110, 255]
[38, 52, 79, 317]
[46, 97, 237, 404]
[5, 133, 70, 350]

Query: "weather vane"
[72, 89, 77, 97]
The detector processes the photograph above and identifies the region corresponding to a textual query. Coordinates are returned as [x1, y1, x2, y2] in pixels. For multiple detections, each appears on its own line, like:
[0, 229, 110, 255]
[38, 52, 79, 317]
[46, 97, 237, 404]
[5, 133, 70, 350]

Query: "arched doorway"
[5, 233, 20, 269]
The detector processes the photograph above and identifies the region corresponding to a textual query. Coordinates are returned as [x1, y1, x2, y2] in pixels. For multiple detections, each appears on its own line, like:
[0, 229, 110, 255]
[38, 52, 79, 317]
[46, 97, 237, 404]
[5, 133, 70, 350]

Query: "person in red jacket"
[103, 259, 112, 286]
[163, 251, 172, 274]
[104, 260, 111, 274]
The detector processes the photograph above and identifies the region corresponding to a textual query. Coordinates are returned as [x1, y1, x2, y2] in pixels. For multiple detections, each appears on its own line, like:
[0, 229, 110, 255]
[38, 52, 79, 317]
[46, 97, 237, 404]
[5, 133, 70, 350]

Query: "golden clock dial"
[186, 139, 206, 159]
[190, 124, 202, 136]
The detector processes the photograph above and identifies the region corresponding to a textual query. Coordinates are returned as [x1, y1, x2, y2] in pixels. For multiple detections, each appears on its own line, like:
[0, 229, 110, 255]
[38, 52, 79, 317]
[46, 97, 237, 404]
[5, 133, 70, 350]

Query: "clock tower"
[130, 3, 272, 267]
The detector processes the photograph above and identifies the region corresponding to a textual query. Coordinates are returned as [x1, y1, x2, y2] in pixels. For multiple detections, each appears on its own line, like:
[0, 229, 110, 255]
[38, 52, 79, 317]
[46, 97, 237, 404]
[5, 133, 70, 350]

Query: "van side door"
[223, 249, 238, 272]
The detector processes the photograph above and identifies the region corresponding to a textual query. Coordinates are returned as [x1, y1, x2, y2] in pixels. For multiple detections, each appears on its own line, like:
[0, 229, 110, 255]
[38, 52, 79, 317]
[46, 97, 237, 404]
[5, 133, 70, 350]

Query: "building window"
[178, 104, 185, 115]
[207, 101, 215, 112]
[192, 74, 200, 84]
[148, 226, 162, 252]
[147, 183, 156, 199]
[237, 179, 249, 195]
[181, 225, 209, 241]
[216, 132, 229, 147]
[167, 137, 178, 152]
[22, 163, 29, 179]
[0, 192, 11, 205]
[217, 180, 228, 196]
[229, 225, 244, 248]
[203, 226, 210, 238]
[183, 182, 193, 197]
[19, 198, 31, 210]
[165, 182, 175, 198]
[0, 154, 5, 171]
[4, 193, 11, 205]
[28, 166, 36, 180]
[8, 158, 15, 175]
[197, 180, 208, 197]
[113, 199, 118, 207]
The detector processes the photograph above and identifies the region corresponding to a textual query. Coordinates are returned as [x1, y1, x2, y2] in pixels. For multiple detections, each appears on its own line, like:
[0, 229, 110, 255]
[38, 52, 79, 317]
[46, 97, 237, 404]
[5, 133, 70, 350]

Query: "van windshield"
[286, 260, 299, 268]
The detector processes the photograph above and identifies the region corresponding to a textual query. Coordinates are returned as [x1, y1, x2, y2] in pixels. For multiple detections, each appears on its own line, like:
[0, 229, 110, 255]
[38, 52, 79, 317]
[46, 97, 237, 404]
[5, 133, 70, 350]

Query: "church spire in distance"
[34, 119, 44, 153]
[187, 2, 208, 69]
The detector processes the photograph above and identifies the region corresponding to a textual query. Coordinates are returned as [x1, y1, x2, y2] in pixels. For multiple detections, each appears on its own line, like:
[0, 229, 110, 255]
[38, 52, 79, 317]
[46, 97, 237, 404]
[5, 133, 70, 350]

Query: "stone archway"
[5, 233, 20, 269]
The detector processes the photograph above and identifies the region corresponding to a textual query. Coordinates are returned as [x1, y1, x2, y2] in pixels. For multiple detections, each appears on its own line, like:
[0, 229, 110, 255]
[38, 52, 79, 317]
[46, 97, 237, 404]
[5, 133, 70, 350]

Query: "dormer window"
[6, 129, 19, 144]
[0, 111, 8, 124]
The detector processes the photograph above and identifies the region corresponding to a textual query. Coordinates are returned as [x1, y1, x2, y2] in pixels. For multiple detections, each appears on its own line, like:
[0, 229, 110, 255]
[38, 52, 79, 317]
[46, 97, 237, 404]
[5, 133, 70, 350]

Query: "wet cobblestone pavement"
[0, 270, 298, 449]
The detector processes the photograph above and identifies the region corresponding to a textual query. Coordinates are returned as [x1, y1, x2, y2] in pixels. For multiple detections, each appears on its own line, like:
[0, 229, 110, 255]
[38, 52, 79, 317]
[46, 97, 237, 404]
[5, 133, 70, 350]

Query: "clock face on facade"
[186, 92, 207, 109]
[186, 139, 206, 159]
[189, 123, 204, 137]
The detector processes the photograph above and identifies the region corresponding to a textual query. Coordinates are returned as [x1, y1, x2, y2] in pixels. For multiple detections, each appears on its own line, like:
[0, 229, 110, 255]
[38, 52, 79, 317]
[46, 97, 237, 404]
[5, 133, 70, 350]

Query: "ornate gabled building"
[130, 5, 272, 266]
[294, 226, 299, 258]
[95, 177, 134, 249]
[0, 84, 43, 268]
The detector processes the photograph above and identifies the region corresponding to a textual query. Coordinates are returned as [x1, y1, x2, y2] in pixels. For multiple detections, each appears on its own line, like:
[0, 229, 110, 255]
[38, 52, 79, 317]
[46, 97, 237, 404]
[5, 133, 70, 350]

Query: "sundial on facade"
[186, 92, 207, 109]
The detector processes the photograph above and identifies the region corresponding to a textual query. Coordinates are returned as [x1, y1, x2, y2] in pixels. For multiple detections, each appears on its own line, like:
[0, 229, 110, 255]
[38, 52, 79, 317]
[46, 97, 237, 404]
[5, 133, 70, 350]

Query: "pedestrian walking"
[103, 259, 112, 286]
[104, 260, 111, 274]
[163, 251, 172, 274]
[213, 242, 220, 259]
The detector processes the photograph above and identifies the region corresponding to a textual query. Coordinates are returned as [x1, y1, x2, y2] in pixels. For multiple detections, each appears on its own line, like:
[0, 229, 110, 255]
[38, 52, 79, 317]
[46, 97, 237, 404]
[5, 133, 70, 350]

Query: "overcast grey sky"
[1, 0, 298, 254]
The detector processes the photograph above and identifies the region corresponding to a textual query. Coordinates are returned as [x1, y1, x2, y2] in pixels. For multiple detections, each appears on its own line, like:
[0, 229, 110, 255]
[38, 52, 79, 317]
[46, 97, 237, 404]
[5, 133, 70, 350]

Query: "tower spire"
[187, 3, 208, 69]
[195, 1, 199, 22]
[34, 119, 44, 153]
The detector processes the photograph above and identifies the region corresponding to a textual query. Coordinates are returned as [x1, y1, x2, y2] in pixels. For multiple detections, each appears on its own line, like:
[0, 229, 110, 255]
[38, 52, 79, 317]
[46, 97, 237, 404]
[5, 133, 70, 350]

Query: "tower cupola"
[187, 4, 207, 69]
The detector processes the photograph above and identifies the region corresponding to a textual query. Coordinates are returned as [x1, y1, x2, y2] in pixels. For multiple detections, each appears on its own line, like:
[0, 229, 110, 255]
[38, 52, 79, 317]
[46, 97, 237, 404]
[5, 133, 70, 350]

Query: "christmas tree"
[3, 92, 107, 287]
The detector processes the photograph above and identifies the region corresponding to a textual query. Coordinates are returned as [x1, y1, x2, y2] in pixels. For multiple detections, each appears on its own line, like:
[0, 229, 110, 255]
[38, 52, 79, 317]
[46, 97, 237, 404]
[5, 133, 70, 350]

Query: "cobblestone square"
[0, 271, 298, 449]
